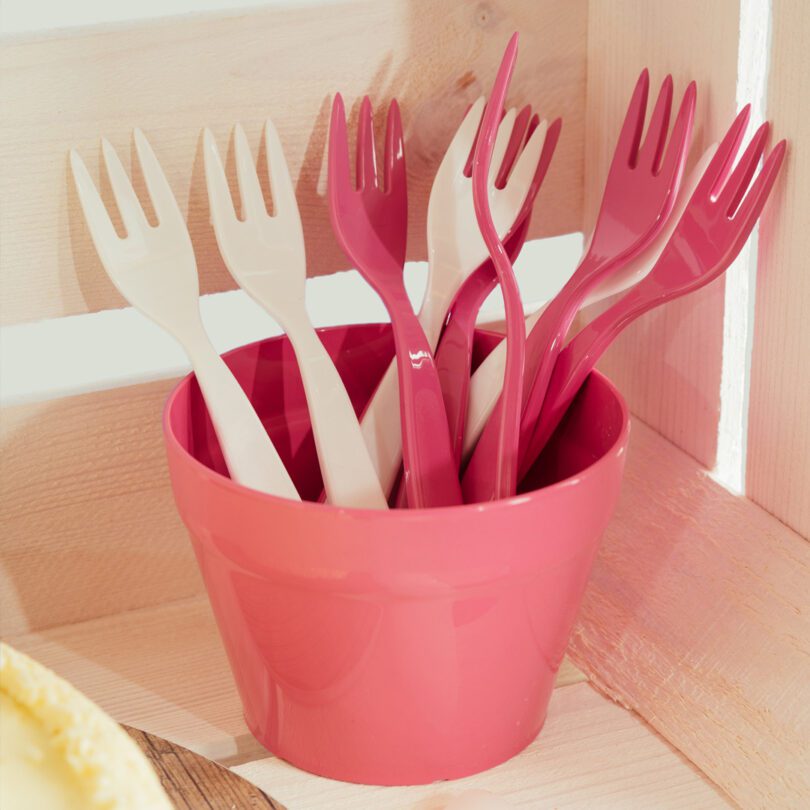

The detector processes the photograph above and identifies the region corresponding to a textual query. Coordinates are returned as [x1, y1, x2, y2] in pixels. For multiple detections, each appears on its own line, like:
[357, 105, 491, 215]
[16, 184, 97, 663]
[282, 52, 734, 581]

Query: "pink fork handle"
[468, 35, 526, 502]
[522, 290, 642, 472]
[436, 263, 498, 466]
[383, 285, 462, 509]
[436, 219, 531, 467]
[463, 252, 605, 501]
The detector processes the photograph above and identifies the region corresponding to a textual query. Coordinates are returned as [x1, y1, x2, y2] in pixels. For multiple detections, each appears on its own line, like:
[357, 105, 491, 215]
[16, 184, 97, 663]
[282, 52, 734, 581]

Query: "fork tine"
[328, 94, 353, 198]
[732, 139, 786, 229]
[655, 80, 696, 178]
[502, 118, 549, 210]
[718, 121, 770, 214]
[357, 96, 378, 190]
[488, 108, 518, 187]
[495, 104, 531, 188]
[70, 149, 120, 256]
[638, 75, 673, 170]
[233, 123, 267, 219]
[693, 105, 751, 199]
[534, 116, 562, 189]
[263, 118, 298, 218]
[463, 103, 497, 177]
[202, 128, 239, 227]
[132, 129, 184, 227]
[443, 97, 486, 177]
[101, 138, 149, 235]
[612, 69, 650, 167]
[383, 98, 406, 197]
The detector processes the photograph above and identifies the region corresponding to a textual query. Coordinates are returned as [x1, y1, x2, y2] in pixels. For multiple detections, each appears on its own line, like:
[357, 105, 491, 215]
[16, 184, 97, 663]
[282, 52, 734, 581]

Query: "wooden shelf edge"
[2, 586, 728, 807]
[233, 682, 728, 809]
[569, 417, 810, 809]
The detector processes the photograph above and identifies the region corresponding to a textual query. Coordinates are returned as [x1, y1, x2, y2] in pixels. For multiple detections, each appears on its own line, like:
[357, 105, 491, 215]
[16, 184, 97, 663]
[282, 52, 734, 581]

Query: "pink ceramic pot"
[163, 324, 630, 786]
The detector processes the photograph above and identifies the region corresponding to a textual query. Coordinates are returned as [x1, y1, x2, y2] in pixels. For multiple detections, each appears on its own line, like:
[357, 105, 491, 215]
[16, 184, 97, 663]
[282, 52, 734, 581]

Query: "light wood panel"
[569, 419, 810, 809]
[746, 0, 810, 540]
[235, 683, 728, 809]
[582, 0, 740, 467]
[4, 595, 586, 767]
[0, 0, 587, 325]
[4, 595, 725, 808]
[0, 378, 202, 636]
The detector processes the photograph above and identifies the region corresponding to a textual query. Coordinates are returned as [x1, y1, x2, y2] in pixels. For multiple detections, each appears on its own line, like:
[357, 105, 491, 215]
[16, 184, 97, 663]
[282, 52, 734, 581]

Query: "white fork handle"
[359, 283, 454, 497]
[183, 327, 300, 499]
[462, 307, 544, 460]
[284, 315, 388, 509]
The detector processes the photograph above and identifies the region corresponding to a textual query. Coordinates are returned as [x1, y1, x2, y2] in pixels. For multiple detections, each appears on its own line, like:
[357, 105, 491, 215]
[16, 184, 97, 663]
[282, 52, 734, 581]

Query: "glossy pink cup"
[163, 324, 630, 786]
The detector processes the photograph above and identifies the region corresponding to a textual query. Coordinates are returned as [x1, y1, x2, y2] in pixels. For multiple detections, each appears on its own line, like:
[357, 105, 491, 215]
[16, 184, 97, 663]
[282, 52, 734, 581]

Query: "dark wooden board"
[124, 725, 286, 810]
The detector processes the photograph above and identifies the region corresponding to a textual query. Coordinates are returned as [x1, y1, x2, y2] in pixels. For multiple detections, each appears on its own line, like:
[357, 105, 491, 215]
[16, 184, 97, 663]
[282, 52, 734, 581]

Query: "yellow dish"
[0, 642, 172, 810]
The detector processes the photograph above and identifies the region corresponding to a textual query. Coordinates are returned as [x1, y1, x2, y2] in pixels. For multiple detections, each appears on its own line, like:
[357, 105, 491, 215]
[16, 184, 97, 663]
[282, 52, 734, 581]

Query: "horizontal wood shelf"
[5, 593, 728, 808]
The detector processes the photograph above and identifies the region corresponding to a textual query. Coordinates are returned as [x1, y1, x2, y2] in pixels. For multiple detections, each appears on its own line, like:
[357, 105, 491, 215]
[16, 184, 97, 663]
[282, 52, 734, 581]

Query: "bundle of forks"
[71, 34, 786, 510]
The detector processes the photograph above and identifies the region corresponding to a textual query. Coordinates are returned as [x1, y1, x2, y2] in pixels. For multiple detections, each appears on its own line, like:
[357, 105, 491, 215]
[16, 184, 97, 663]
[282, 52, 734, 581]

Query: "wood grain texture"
[569, 419, 810, 809]
[4, 594, 723, 808]
[234, 682, 729, 809]
[0, 0, 586, 325]
[4, 592, 586, 767]
[582, 0, 740, 467]
[125, 726, 286, 810]
[0, 378, 203, 636]
[746, 0, 810, 540]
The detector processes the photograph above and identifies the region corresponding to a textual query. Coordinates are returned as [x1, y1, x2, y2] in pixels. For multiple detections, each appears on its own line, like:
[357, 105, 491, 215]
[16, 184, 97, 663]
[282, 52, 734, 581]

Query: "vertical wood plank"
[583, 0, 740, 467]
[746, 0, 810, 540]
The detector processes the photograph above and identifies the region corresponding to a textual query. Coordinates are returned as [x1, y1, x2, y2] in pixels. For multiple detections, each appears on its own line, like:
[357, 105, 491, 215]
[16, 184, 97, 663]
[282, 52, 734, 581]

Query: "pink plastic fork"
[389, 108, 557, 510]
[469, 33, 527, 499]
[464, 70, 696, 502]
[437, 116, 560, 466]
[522, 114, 786, 472]
[328, 94, 462, 509]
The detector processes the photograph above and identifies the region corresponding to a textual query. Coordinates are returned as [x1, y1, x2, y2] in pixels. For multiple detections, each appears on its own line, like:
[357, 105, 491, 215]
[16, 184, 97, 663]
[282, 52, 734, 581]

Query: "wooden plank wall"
[582, 0, 740, 468]
[0, 0, 586, 325]
[0, 379, 201, 635]
[0, 0, 588, 636]
[747, 0, 810, 540]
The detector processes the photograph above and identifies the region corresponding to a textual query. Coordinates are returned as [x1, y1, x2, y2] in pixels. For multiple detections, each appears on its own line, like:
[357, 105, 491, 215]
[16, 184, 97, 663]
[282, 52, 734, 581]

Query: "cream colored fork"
[359, 99, 549, 496]
[203, 122, 387, 509]
[70, 130, 299, 500]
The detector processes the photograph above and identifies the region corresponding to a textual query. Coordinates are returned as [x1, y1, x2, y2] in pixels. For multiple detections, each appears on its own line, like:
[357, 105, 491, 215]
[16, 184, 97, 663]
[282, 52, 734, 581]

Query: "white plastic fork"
[70, 130, 299, 500]
[203, 122, 387, 509]
[460, 143, 717, 460]
[359, 99, 549, 496]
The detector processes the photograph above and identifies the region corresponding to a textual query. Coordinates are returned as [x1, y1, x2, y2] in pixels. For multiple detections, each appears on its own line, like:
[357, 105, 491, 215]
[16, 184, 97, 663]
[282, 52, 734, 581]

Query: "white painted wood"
[0, 236, 582, 407]
[746, 0, 810, 540]
[0, 0, 338, 36]
[713, 0, 773, 493]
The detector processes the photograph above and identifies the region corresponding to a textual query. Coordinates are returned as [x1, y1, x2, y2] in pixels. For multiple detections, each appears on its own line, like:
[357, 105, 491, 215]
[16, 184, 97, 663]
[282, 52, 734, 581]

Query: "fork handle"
[184, 329, 300, 499]
[462, 252, 603, 502]
[358, 278, 456, 499]
[282, 314, 388, 509]
[382, 286, 463, 509]
[521, 282, 651, 473]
